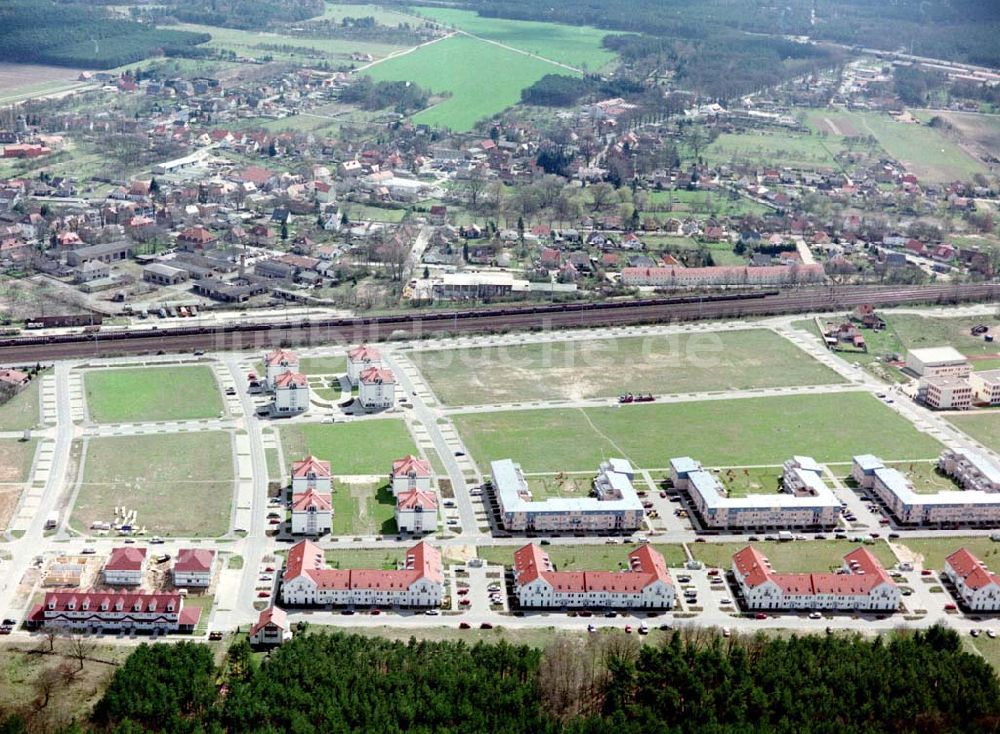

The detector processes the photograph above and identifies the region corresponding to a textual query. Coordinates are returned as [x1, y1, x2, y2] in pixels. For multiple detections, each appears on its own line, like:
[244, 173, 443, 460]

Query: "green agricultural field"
[331, 481, 397, 536]
[0, 376, 41, 431]
[949, 413, 1000, 455]
[897, 537, 1000, 570]
[703, 131, 845, 171]
[414, 7, 616, 71]
[0, 438, 36, 484]
[318, 3, 414, 27]
[298, 356, 347, 375]
[411, 329, 843, 406]
[690, 540, 898, 572]
[279, 419, 418, 476]
[71, 432, 234, 537]
[84, 365, 223, 423]
[644, 189, 769, 219]
[453, 393, 942, 473]
[475, 543, 687, 570]
[365, 35, 568, 132]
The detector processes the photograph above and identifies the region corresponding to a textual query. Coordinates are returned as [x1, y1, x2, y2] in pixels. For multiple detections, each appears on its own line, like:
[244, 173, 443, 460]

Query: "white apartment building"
[395, 488, 439, 533]
[290, 456, 333, 536]
[970, 369, 1000, 405]
[274, 371, 309, 414]
[732, 545, 899, 612]
[27, 591, 200, 634]
[265, 349, 300, 389]
[103, 547, 147, 586]
[391, 455, 432, 496]
[513, 543, 674, 610]
[905, 347, 971, 378]
[358, 366, 396, 410]
[491, 459, 644, 533]
[670, 456, 841, 530]
[171, 549, 215, 588]
[347, 345, 382, 386]
[920, 375, 972, 410]
[291, 456, 333, 494]
[281, 539, 443, 608]
[943, 548, 1000, 612]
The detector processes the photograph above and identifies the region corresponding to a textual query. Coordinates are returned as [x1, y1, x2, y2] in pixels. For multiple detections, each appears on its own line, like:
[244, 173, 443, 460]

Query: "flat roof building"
[905, 347, 970, 378]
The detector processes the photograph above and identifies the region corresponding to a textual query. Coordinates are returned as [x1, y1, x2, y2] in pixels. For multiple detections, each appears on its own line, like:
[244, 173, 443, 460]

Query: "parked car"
[424, 609, 440, 616]
[459, 622, 471, 629]
[624, 625, 633, 634]
[208, 631, 224, 641]
[480, 622, 493, 629]
[257, 591, 270, 598]
[755, 613, 768, 620]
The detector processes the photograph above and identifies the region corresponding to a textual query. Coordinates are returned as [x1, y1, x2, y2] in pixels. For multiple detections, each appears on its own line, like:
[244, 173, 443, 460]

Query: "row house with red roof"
[513, 544, 674, 610]
[27, 591, 200, 634]
[943, 548, 1000, 612]
[280, 539, 443, 608]
[172, 549, 216, 588]
[732, 545, 899, 612]
[290, 456, 333, 535]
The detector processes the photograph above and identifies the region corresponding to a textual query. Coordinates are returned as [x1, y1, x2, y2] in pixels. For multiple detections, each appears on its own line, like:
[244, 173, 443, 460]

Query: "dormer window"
[133, 601, 142, 612]
[81, 600, 89, 611]
[66, 600, 76, 611]
[47, 600, 56, 610]
[101, 600, 109, 611]
[167, 602, 175, 612]
[115, 600, 123, 611]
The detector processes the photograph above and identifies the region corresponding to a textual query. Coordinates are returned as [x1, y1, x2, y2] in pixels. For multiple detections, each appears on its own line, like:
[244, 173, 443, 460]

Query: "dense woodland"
[164, 0, 324, 31]
[0, 2, 209, 69]
[339, 79, 432, 115]
[0, 626, 996, 733]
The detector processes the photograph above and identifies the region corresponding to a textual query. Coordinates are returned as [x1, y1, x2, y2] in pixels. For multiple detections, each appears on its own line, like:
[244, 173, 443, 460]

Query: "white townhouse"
[103, 547, 147, 587]
[670, 456, 840, 530]
[358, 366, 396, 410]
[274, 371, 310, 414]
[265, 348, 300, 389]
[491, 459, 644, 533]
[281, 539, 443, 608]
[290, 456, 333, 536]
[171, 549, 215, 588]
[391, 455, 432, 496]
[347, 345, 382, 386]
[732, 545, 899, 612]
[27, 591, 200, 634]
[249, 605, 292, 647]
[513, 543, 674, 610]
[943, 548, 1000, 612]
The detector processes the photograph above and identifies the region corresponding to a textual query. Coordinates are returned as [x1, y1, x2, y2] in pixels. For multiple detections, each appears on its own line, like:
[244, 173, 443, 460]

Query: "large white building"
[670, 456, 841, 530]
[274, 371, 310, 414]
[27, 591, 200, 634]
[512, 543, 674, 610]
[281, 539, 443, 608]
[290, 456, 333, 536]
[391, 455, 432, 495]
[853, 452, 1000, 526]
[943, 548, 1000, 612]
[172, 549, 215, 588]
[919, 375, 972, 410]
[491, 459, 644, 533]
[732, 545, 899, 612]
[265, 349, 300, 389]
[358, 367, 396, 410]
[395, 488, 439, 533]
[347, 345, 382, 386]
[905, 347, 970, 378]
[103, 547, 147, 587]
[970, 369, 1000, 406]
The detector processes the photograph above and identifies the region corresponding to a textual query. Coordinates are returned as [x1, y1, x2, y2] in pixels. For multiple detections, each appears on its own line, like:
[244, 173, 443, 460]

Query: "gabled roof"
[946, 548, 1000, 590]
[396, 488, 437, 511]
[105, 547, 147, 572]
[250, 605, 289, 637]
[284, 539, 442, 590]
[359, 366, 395, 385]
[173, 548, 215, 573]
[292, 489, 332, 512]
[733, 545, 895, 597]
[513, 543, 671, 594]
[274, 371, 308, 388]
[392, 455, 431, 479]
[42, 590, 180, 613]
[292, 455, 331, 479]
[348, 344, 381, 362]
[265, 348, 298, 366]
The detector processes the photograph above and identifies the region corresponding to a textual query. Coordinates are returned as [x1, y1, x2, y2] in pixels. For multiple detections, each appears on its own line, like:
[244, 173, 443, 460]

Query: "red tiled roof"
[733, 545, 895, 597]
[392, 455, 431, 479]
[105, 547, 147, 572]
[348, 344, 381, 362]
[946, 548, 1000, 591]
[359, 366, 394, 385]
[396, 488, 437, 511]
[250, 605, 289, 637]
[292, 455, 331, 479]
[292, 489, 332, 512]
[173, 548, 215, 574]
[285, 539, 442, 589]
[274, 371, 308, 388]
[265, 348, 298, 366]
[513, 543, 671, 594]
[43, 590, 180, 613]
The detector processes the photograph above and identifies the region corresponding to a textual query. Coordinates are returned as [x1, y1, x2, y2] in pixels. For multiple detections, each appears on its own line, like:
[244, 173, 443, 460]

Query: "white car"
[808, 612, 822, 620]
[720, 598, 733, 605]
[424, 609, 440, 616]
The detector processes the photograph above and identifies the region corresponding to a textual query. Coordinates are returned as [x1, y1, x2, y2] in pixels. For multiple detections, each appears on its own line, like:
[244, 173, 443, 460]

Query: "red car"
[624, 625, 633, 634]
[944, 603, 957, 611]
[459, 598, 471, 606]
[257, 591, 270, 598]
[755, 613, 768, 620]
[659, 491, 667, 498]
[921, 570, 934, 576]
[370, 609, 381, 615]
[457, 588, 469, 595]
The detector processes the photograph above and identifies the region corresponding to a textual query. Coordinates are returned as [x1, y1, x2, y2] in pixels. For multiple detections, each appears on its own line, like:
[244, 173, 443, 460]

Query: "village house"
[27, 591, 200, 634]
[513, 543, 674, 610]
[290, 455, 333, 536]
[0, 368, 30, 389]
[733, 545, 899, 612]
[347, 345, 381, 386]
[103, 547, 147, 587]
[249, 605, 292, 647]
[172, 549, 216, 588]
[358, 366, 396, 410]
[281, 539, 443, 608]
[943, 548, 1000, 612]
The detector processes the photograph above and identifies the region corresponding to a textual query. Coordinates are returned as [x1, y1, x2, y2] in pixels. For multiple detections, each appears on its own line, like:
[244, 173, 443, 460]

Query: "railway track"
[1, 283, 997, 363]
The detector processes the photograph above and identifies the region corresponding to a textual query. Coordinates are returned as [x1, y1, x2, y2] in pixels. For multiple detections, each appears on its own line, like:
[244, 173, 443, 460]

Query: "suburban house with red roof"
[290, 456, 333, 535]
[249, 605, 292, 647]
[172, 549, 216, 588]
[395, 488, 438, 534]
[103, 547, 147, 586]
[274, 371, 309, 414]
[281, 539, 443, 608]
[732, 545, 899, 612]
[391, 455, 432, 495]
[347, 344, 382, 385]
[264, 348, 299, 389]
[0, 368, 30, 389]
[27, 591, 200, 634]
[513, 543, 674, 609]
[358, 366, 396, 410]
[943, 548, 1000, 611]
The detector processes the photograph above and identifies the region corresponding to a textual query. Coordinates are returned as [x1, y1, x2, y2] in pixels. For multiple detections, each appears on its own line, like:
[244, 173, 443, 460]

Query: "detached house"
[249, 605, 292, 647]
[172, 549, 216, 588]
[358, 367, 396, 410]
[103, 547, 147, 587]
[391, 455, 432, 495]
[274, 371, 309, 414]
[347, 344, 381, 385]
[264, 348, 299, 389]
[943, 548, 1000, 611]
[290, 456, 333, 536]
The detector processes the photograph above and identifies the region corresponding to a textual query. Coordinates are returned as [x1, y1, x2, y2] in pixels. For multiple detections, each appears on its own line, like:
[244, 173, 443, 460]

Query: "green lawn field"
[331, 481, 397, 536]
[84, 366, 223, 423]
[948, 413, 1000, 455]
[298, 356, 347, 375]
[884, 460, 961, 493]
[72, 432, 234, 537]
[703, 131, 846, 171]
[717, 467, 784, 498]
[897, 537, 1000, 570]
[414, 7, 616, 71]
[0, 376, 41, 431]
[475, 543, 687, 570]
[690, 540, 898, 573]
[318, 3, 414, 27]
[365, 35, 570, 131]
[411, 329, 843, 405]
[323, 545, 465, 569]
[453, 393, 943, 473]
[279, 419, 418, 476]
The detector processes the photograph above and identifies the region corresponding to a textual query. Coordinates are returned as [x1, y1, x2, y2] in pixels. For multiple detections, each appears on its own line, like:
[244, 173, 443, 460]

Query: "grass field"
[0, 376, 41, 431]
[525, 473, 593, 500]
[72, 432, 234, 537]
[884, 460, 961, 493]
[84, 366, 223, 423]
[703, 131, 845, 171]
[645, 189, 770, 219]
[0, 439, 36, 484]
[324, 545, 464, 569]
[318, 3, 414, 27]
[298, 356, 347, 375]
[884, 314, 1000, 357]
[453, 393, 941, 473]
[365, 35, 569, 132]
[413, 7, 616, 71]
[950, 413, 1000, 454]
[411, 329, 843, 405]
[331, 481, 397, 536]
[279, 419, 417, 476]
[690, 540, 898, 572]
[897, 537, 1000, 570]
[475, 543, 687, 570]
[718, 467, 784, 498]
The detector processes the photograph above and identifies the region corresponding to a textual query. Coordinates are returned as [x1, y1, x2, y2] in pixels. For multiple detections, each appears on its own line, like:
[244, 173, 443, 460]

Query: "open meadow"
[948, 413, 1000, 455]
[410, 329, 844, 405]
[71, 432, 234, 537]
[83, 365, 223, 423]
[453, 393, 943, 473]
[278, 419, 418, 476]
[330, 481, 397, 536]
[475, 543, 687, 570]
[703, 130, 846, 171]
[896, 536, 1000, 570]
[0, 377, 41, 431]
